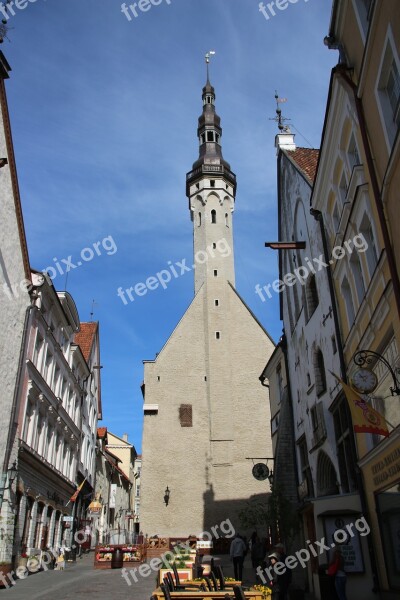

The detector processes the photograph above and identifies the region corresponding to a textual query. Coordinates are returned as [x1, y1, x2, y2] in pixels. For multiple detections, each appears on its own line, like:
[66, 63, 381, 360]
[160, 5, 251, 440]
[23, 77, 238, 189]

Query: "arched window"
[211, 210, 217, 224]
[198, 213, 201, 227]
[225, 213, 228, 227]
[317, 451, 339, 497]
[314, 348, 327, 396]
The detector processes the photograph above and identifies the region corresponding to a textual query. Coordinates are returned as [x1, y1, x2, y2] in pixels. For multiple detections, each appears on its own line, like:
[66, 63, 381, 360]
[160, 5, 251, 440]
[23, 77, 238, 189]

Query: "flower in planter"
[253, 584, 272, 599]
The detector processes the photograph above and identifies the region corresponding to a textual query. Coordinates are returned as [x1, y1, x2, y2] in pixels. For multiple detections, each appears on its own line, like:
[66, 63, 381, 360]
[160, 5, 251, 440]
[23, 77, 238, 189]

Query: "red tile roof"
[286, 147, 320, 183]
[97, 427, 107, 439]
[75, 322, 98, 362]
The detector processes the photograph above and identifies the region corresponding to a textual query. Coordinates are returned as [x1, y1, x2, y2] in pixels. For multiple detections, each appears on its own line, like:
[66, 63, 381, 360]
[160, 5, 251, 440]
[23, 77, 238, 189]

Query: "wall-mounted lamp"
[164, 486, 170, 506]
[0, 461, 18, 504]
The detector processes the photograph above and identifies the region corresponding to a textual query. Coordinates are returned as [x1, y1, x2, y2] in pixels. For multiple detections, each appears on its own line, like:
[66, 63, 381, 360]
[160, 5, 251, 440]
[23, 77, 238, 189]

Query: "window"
[198, 213, 201, 227]
[43, 350, 53, 383]
[353, 0, 373, 38]
[179, 404, 193, 427]
[215, 134, 220, 144]
[360, 214, 378, 277]
[298, 437, 314, 497]
[207, 131, 214, 142]
[214, 270, 218, 277]
[201, 134, 205, 144]
[347, 134, 360, 171]
[350, 252, 365, 304]
[212, 243, 216, 249]
[33, 333, 44, 369]
[225, 213, 229, 227]
[332, 336, 337, 355]
[276, 365, 283, 401]
[332, 202, 340, 232]
[341, 276, 355, 329]
[333, 398, 358, 493]
[211, 210, 216, 224]
[214, 300, 219, 307]
[136, 485, 141, 497]
[377, 33, 400, 148]
[210, 180, 215, 188]
[307, 373, 311, 387]
[338, 171, 348, 205]
[306, 275, 319, 318]
[215, 332, 220, 340]
[314, 349, 327, 396]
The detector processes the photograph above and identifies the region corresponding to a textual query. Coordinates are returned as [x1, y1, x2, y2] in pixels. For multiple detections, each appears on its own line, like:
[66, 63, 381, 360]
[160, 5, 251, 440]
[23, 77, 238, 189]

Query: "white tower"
[140, 68, 274, 538]
[187, 76, 236, 291]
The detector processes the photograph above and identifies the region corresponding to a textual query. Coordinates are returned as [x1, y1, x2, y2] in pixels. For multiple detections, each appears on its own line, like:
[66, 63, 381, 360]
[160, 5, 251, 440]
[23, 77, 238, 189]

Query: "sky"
[3, 0, 337, 451]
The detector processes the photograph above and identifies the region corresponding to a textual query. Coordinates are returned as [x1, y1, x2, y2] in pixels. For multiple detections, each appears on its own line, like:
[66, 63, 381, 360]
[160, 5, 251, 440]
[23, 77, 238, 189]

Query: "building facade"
[313, 1, 400, 596]
[94, 428, 133, 545]
[133, 454, 141, 534]
[74, 322, 102, 534]
[0, 50, 32, 566]
[140, 74, 275, 538]
[106, 432, 136, 533]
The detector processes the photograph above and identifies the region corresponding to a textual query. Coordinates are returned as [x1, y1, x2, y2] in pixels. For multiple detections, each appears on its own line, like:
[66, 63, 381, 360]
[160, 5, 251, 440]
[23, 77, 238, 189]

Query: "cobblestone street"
[0, 554, 156, 600]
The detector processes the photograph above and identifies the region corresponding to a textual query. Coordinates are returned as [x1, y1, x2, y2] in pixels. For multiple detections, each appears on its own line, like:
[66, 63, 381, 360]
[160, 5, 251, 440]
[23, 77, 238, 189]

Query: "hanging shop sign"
[252, 463, 269, 481]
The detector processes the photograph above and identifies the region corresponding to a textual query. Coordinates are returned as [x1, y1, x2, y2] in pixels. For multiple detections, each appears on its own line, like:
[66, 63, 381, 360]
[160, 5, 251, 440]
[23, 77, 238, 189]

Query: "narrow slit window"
[215, 332, 221, 340]
[215, 300, 219, 307]
[211, 210, 217, 224]
[214, 270, 218, 277]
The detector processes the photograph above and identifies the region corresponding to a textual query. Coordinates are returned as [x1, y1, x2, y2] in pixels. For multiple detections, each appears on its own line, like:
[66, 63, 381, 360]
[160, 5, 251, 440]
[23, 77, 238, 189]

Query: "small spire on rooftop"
[270, 91, 296, 153]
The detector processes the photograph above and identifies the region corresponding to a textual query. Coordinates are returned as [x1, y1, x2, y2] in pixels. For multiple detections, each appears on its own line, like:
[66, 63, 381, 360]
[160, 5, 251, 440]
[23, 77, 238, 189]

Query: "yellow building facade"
[312, 1, 400, 596]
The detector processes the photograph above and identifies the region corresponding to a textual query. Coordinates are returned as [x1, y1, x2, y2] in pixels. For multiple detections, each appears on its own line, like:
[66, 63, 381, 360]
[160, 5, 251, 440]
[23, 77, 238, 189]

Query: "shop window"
[179, 404, 193, 427]
[376, 483, 400, 590]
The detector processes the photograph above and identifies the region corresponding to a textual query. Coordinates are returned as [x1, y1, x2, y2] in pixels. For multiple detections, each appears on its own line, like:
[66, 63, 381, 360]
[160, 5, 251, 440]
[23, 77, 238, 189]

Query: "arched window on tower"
[198, 213, 201, 227]
[207, 131, 214, 142]
[225, 213, 229, 227]
[211, 210, 217, 224]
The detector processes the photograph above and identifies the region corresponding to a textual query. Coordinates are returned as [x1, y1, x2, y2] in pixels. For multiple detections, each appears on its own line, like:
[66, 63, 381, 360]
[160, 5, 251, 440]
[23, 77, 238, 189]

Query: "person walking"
[267, 551, 291, 600]
[230, 533, 247, 582]
[328, 547, 347, 600]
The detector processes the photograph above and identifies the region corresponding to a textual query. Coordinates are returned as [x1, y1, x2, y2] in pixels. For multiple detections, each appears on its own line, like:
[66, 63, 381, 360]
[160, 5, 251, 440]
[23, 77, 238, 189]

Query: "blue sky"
[4, 0, 337, 451]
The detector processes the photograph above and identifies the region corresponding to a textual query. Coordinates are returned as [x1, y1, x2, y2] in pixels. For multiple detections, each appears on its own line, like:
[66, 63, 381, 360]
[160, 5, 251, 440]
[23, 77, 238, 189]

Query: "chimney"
[123, 433, 129, 442]
[275, 132, 296, 154]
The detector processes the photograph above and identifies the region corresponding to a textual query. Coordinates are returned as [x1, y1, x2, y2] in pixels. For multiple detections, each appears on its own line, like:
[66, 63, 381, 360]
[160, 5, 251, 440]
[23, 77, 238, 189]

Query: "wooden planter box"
[94, 544, 146, 569]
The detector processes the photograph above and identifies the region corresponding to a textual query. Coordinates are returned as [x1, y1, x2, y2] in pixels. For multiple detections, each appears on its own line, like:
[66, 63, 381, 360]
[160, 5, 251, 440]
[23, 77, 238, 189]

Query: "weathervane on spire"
[269, 91, 291, 133]
[205, 50, 216, 80]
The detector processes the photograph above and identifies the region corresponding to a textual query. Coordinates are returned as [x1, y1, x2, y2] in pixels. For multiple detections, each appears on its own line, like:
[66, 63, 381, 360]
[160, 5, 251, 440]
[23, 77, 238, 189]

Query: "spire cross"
[269, 91, 291, 132]
[205, 50, 216, 80]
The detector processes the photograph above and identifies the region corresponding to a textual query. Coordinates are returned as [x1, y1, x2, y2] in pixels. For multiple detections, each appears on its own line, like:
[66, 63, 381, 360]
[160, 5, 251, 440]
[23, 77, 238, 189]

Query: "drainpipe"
[310, 209, 347, 382]
[338, 68, 400, 320]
